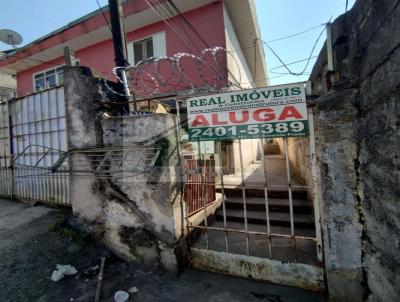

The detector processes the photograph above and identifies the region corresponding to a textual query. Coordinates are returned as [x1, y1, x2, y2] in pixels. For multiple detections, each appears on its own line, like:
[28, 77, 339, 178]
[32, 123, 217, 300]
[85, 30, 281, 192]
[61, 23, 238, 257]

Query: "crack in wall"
[353, 90, 372, 300]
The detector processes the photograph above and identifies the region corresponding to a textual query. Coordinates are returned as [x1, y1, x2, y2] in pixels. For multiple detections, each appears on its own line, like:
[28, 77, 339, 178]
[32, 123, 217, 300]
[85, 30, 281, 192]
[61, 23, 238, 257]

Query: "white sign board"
[186, 83, 308, 141]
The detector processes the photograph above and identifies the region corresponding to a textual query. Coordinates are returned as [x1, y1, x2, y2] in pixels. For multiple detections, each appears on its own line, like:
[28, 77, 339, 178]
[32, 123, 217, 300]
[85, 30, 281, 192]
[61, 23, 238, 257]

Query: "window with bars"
[33, 67, 64, 91]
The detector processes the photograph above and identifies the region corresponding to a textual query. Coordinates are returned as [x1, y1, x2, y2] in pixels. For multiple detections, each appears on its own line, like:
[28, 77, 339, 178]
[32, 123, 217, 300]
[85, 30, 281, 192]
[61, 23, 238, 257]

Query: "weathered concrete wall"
[232, 139, 262, 174]
[275, 134, 313, 200]
[101, 114, 182, 269]
[309, 0, 400, 300]
[64, 66, 186, 271]
[0, 73, 16, 100]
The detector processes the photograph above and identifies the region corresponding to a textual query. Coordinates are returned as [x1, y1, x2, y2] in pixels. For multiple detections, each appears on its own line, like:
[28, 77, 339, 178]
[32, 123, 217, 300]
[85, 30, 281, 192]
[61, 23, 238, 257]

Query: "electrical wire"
[161, 0, 243, 88]
[94, 0, 130, 66]
[269, 56, 319, 73]
[159, 0, 232, 87]
[3, 4, 330, 97]
[266, 24, 326, 44]
[144, 0, 195, 53]
[160, 0, 202, 53]
[95, 0, 113, 36]
[262, 25, 326, 76]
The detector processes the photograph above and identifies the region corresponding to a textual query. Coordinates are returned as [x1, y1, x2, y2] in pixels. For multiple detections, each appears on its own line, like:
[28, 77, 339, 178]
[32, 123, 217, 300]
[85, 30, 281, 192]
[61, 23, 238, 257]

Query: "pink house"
[0, 0, 268, 97]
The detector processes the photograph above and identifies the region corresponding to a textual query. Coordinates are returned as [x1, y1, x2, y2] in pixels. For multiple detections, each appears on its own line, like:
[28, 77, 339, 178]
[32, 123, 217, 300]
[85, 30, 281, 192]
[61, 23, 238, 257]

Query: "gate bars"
[183, 105, 323, 265]
[0, 87, 71, 205]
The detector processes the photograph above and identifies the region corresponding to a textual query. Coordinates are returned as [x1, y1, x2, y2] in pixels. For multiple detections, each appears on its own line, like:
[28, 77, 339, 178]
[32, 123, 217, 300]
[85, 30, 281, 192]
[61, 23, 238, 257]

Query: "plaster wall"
[64, 66, 186, 271]
[308, 0, 400, 300]
[0, 74, 16, 100]
[223, 3, 254, 89]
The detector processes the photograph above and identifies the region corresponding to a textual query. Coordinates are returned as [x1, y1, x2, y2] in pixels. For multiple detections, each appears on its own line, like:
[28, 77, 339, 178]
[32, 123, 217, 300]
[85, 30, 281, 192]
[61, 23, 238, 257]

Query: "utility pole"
[108, 0, 127, 71]
[108, 0, 136, 111]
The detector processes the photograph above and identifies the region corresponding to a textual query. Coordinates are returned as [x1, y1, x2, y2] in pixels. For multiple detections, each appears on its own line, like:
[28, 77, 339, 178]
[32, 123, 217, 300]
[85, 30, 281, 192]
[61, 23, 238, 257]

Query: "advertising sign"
[187, 83, 308, 141]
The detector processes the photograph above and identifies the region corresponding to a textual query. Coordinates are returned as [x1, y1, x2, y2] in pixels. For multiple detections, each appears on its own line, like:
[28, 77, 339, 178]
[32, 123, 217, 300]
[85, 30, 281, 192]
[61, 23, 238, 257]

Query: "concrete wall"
[223, 3, 254, 89]
[275, 110, 314, 200]
[309, 0, 400, 300]
[231, 139, 261, 174]
[223, 4, 261, 173]
[0, 73, 16, 100]
[64, 66, 186, 271]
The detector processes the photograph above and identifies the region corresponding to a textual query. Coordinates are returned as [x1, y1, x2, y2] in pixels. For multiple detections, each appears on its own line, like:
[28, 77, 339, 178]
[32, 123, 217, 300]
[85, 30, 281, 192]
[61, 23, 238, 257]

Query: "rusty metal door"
[183, 159, 216, 216]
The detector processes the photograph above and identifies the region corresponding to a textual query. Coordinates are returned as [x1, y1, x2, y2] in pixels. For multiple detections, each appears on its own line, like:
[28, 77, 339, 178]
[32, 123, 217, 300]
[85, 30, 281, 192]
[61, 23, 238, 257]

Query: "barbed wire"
[122, 47, 244, 99]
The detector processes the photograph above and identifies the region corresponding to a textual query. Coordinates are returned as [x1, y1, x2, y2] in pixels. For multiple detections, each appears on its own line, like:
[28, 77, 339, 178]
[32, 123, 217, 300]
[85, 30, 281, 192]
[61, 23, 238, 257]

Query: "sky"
[255, 0, 356, 85]
[0, 0, 356, 85]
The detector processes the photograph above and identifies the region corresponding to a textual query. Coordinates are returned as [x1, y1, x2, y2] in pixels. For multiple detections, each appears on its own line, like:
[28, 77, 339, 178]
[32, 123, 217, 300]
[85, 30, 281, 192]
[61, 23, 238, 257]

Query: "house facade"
[0, 0, 267, 97]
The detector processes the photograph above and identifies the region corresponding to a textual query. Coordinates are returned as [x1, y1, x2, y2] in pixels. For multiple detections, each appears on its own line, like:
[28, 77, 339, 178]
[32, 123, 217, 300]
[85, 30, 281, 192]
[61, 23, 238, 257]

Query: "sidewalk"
[0, 198, 325, 302]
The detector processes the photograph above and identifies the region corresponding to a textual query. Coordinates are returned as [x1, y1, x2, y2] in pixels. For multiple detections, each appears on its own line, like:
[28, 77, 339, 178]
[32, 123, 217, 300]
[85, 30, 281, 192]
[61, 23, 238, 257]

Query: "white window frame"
[127, 31, 166, 67]
[32, 66, 64, 92]
[32, 60, 79, 92]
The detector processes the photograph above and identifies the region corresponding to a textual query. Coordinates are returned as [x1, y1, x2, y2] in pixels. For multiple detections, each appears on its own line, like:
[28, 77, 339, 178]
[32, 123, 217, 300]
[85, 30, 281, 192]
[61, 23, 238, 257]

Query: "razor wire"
[120, 47, 244, 99]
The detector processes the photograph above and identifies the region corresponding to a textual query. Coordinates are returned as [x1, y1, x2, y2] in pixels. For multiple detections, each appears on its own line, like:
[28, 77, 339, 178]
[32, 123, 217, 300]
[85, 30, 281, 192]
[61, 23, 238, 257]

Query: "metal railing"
[183, 159, 216, 215]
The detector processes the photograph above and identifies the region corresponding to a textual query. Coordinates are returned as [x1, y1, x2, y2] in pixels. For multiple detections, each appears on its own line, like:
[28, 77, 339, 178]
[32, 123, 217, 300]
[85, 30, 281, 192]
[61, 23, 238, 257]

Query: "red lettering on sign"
[229, 111, 249, 124]
[192, 115, 209, 127]
[278, 106, 303, 120]
[253, 108, 276, 122]
[211, 113, 228, 125]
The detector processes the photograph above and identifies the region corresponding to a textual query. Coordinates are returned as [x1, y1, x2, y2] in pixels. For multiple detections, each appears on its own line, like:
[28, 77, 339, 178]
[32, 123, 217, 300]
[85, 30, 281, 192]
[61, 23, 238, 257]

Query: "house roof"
[0, 0, 267, 86]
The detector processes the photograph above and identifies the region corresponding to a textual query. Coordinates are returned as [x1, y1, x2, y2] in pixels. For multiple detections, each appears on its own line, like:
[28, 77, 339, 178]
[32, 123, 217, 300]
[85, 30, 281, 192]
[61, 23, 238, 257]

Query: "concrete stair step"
[220, 187, 308, 199]
[209, 220, 316, 237]
[216, 209, 315, 228]
[224, 197, 312, 214]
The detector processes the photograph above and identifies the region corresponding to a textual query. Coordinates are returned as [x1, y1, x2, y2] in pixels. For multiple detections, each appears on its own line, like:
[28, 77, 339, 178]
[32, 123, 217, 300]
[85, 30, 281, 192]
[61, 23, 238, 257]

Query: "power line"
[165, 0, 209, 50]
[265, 24, 326, 44]
[262, 25, 326, 76]
[159, 0, 202, 53]
[162, 0, 243, 88]
[157, 0, 234, 85]
[269, 56, 318, 73]
[144, 0, 196, 54]
[95, 0, 113, 36]
[95, 0, 130, 66]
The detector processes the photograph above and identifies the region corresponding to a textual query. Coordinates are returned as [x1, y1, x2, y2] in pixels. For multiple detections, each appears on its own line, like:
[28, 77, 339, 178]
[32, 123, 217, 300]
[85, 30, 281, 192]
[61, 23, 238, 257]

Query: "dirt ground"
[0, 198, 326, 302]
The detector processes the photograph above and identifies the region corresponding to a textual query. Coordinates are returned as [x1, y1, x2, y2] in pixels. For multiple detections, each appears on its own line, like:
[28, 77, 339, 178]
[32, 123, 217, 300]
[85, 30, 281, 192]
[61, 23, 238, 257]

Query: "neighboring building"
[0, 0, 268, 97]
[0, 51, 16, 101]
[0, 0, 268, 173]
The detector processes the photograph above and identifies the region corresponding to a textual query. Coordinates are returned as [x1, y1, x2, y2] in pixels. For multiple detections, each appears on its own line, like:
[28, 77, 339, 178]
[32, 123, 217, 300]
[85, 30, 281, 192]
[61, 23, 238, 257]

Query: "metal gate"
[183, 108, 324, 291]
[0, 87, 70, 205]
[183, 159, 216, 215]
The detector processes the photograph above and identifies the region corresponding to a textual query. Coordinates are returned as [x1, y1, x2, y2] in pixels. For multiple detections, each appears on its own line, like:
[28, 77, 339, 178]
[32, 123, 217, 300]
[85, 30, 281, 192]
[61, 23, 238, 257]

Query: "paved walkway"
[0, 198, 59, 252]
[221, 155, 304, 189]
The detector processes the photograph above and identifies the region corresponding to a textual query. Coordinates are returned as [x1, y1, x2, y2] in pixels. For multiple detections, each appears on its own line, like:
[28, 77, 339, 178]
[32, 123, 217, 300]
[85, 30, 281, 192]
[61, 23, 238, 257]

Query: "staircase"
[214, 155, 316, 237]
[215, 188, 315, 236]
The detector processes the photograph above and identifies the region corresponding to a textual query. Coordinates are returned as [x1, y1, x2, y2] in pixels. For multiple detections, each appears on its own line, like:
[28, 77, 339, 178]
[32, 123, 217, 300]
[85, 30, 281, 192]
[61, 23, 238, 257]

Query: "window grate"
[13, 144, 161, 178]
